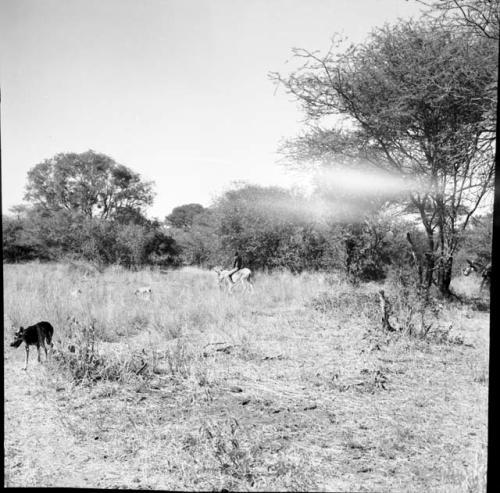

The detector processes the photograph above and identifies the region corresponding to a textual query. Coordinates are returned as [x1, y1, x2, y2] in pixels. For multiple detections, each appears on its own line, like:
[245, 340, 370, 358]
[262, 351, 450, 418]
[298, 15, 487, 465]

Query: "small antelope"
[10, 321, 54, 370]
[70, 288, 83, 298]
[135, 286, 152, 297]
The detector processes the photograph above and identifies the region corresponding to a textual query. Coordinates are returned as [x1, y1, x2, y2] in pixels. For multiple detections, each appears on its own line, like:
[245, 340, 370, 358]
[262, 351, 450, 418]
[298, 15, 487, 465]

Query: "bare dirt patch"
[4, 351, 93, 487]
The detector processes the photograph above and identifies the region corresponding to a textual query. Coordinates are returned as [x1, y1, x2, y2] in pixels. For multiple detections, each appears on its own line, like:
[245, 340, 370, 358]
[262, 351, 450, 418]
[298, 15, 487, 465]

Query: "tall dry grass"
[4, 261, 489, 490]
[3, 262, 336, 384]
[4, 261, 489, 380]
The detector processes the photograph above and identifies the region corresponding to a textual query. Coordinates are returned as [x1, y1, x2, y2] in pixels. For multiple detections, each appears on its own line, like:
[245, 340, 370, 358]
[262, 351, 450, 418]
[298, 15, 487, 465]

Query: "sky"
[0, 0, 425, 219]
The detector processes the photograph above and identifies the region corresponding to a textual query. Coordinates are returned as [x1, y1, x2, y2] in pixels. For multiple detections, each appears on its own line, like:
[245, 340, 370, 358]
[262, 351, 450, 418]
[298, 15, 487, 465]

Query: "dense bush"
[2, 214, 43, 262]
[5, 170, 491, 280]
[2, 206, 181, 269]
[168, 209, 222, 267]
[211, 185, 344, 272]
[3, 150, 181, 269]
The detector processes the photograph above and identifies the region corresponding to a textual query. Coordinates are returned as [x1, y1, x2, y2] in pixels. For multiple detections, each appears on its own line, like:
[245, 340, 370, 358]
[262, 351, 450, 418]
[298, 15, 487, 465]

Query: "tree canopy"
[271, 18, 496, 293]
[25, 150, 155, 220]
[166, 203, 206, 230]
[420, 0, 499, 41]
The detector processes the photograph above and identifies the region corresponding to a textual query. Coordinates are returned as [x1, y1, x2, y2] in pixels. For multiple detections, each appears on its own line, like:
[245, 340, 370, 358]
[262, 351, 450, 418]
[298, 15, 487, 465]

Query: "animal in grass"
[462, 259, 491, 291]
[135, 286, 152, 297]
[213, 266, 254, 293]
[10, 321, 54, 371]
[70, 288, 83, 298]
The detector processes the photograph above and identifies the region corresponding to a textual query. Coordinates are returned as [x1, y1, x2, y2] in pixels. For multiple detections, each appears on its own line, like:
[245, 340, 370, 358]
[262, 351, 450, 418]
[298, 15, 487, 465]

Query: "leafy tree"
[213, 185, 336, 271]
[421, 0, 499, 143]
[453, 212, 493, 273]
[25, 150, 155, 220]
[4, 151, 186, 268]
[143, 229, 182, 267]
[166, 203, 206, 230]
[78, 217, 119, 265]
[271, 19, 496, 294]
[113, 205, 152, 226]
[12, 207, 87, 261]
[3, 203, 181, 269]
[2, 214, 41, 262]
[170, 209, 221, 266]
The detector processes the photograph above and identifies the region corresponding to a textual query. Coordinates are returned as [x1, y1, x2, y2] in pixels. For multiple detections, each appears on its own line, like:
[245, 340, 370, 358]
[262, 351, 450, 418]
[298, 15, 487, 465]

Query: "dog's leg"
[47, 339, 53, 360]
[37, 344, 41, 363]
[42, 340, 48, 361]
[23, 346, 29, 371]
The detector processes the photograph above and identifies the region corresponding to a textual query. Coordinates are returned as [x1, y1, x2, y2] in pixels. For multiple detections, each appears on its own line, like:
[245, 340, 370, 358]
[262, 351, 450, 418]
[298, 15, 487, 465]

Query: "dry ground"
[3, 262, 489, 491]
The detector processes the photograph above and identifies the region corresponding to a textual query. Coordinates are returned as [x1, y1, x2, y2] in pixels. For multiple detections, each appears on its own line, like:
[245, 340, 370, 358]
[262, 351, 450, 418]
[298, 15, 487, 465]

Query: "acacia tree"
[420, 0, 499, 41]
[271, 19, 496, 295]
[25, 150, 155, 219]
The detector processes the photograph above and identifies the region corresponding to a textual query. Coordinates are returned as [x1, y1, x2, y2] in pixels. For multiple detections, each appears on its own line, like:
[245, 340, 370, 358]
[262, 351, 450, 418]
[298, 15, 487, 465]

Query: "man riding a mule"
[227, 251, 243, 283]
[213, 252, 253, 293]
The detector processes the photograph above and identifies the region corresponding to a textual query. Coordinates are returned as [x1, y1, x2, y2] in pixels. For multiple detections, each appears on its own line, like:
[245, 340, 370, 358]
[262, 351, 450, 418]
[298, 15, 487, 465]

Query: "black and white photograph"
[1, 0, 496, 490]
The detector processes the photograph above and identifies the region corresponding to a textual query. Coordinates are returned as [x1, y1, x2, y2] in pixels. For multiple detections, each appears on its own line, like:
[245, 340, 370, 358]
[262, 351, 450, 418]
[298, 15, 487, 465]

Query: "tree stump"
[378, 289, 396, 332]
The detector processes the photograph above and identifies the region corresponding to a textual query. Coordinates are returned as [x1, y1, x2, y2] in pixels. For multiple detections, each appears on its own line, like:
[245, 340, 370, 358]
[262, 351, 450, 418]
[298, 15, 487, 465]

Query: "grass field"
[4, 261, 489, 491]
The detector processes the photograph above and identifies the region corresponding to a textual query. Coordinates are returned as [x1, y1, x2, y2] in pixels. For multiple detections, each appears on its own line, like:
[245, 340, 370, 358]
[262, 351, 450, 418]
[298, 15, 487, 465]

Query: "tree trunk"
[436, 255, 453, 296]
[424, 251, 435, 290]
[406, 232, 425, 292]
[423, 220, 439, 290]
[436, 219, 454, 296]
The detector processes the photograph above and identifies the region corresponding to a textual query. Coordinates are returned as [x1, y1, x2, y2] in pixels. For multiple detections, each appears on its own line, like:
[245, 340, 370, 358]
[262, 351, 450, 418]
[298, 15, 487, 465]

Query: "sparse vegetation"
[4, 262, 488, 490]
[3, 1, 494, 489]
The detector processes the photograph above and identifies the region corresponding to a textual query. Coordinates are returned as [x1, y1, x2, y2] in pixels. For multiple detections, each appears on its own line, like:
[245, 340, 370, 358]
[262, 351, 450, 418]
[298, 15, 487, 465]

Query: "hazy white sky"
[1, 0, 424, 219]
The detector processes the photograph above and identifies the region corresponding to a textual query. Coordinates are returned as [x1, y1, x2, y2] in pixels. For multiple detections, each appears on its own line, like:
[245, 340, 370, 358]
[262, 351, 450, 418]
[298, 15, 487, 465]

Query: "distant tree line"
[3, 152, 491, 283]
[3, 151, 181, 268]
[3, 0, 495, 285]
[2, 148, 414, 278]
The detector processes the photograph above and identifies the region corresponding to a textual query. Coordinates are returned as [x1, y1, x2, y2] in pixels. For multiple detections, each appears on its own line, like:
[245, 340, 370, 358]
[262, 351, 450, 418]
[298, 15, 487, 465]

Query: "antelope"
[135, 286, 152, 297]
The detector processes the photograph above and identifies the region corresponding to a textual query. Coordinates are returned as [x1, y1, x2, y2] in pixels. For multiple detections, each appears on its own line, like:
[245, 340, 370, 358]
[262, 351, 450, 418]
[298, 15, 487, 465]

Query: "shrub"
[52, 318, 150, 384]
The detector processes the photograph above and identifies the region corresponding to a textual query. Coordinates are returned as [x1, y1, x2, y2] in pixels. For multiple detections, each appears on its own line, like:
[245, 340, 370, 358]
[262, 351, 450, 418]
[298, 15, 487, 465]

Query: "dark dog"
[10, 321, 54, 370]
